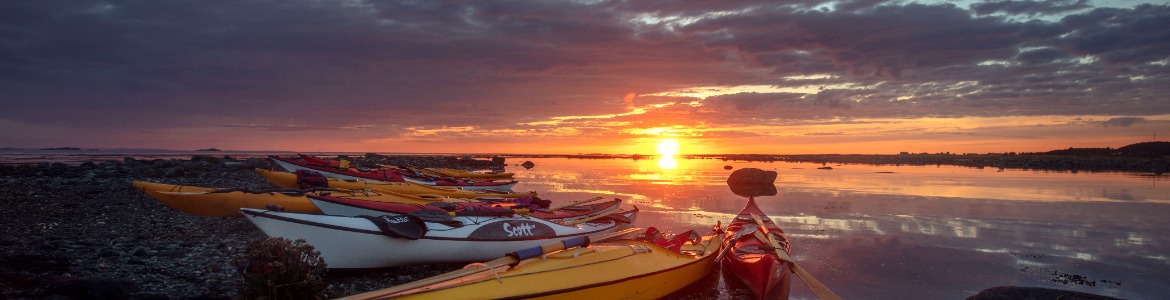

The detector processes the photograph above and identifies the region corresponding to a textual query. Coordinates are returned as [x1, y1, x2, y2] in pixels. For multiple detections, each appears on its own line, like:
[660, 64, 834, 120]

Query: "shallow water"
[7, 151, 1166, 299]
[508, 157, 1170, 300]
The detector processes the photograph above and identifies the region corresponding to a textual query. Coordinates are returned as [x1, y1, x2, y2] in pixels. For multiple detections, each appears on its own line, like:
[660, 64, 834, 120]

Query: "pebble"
[0, 155, 494, 299]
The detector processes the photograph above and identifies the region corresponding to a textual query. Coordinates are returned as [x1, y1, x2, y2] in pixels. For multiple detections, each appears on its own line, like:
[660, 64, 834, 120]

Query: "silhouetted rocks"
[966, 286, 1120, 300]
[692, 142, 1170, 174]
[728, 183, 777, 197]
[521, 161, 535, 169]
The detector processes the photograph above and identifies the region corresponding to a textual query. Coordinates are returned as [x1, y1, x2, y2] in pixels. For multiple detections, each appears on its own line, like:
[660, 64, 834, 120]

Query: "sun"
[655, 139, 680, 169]
[656, 139, 679, 156]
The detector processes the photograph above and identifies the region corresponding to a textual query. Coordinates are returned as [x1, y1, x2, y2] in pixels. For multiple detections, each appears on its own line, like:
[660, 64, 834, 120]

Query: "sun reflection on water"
[657, 155, 677, 169]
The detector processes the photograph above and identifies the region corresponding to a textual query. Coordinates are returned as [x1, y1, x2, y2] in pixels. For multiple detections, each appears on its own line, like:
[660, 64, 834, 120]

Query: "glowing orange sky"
[1, 1, 1168, 154]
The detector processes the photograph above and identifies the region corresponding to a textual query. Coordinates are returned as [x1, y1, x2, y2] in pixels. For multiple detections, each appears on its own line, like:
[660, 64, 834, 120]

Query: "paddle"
[714, 223, 758, 261]
[750, 214, 841, 300]
[341, 227, 644, 300]
[561, 208, 627, 226]
[157, 186, 359, 196]
[546, 197, 605, 211]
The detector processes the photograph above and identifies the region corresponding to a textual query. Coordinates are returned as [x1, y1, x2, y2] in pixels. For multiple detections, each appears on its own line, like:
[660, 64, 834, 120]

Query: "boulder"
[521, 161, 535, 169]
[966, 286, 1120, 300]
[726, 168, 776, 185]
[728, 183, 777, 197]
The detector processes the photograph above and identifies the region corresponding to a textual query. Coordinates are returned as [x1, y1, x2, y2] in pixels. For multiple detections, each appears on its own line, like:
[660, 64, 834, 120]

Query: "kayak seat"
[637, 227, 700, 253]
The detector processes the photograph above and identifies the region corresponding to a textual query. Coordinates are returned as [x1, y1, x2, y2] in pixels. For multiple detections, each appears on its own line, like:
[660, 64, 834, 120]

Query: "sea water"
[5, 151, 1166, 299]
[507, 157, 1169, 299]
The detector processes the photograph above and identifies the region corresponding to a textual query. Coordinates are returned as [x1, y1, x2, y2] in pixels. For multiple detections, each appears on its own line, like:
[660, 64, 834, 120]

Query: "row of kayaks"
[271, 154, 519, 191]
[132, 155, 815, 299]
[337, 197, 798, 299]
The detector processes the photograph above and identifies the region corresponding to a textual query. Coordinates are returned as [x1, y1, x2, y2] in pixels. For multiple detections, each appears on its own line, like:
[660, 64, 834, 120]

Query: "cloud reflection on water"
[510, 158, 1170, 299]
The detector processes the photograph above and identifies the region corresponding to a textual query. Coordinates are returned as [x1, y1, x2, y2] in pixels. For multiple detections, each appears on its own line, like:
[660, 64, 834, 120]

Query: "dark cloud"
[1102, 117, 1144, 127]
[970, 0, 1092, 16]
[0, 0, 1166, 150]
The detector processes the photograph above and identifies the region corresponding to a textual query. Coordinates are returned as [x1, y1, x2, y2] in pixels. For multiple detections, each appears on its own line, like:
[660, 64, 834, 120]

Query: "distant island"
[39, 147, 82, 151]
[195, 148, 222, 152]
[698, 141, 1170, 174]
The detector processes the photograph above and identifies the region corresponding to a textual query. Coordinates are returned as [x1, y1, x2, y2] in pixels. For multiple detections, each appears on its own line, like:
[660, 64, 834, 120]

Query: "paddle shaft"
[714, 224, 757, 261]
[341, 227, 643, 300]
[561, 208, 625, 226]
[547, 197, 605, 211]
[749, 214, 841, 300]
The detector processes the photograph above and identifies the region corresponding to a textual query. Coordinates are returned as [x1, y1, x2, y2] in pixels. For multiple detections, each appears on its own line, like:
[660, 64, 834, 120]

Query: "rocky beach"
[0, 155, 506, 300]
[1, 151, 1164, 299]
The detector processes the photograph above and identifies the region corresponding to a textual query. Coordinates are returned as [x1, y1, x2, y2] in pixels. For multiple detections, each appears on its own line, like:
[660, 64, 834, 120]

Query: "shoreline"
[4, 152, 1165, 174]
[0, 156, 505, 299]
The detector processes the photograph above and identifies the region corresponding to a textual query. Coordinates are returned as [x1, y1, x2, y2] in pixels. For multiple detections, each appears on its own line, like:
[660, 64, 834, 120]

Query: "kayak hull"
[255, 168, 530, 198]
[241, 208, 639, 269]
[308, 195, 623, 223]
[362, 233, 721, 299]
[270, 156, 517, 191]
[723, 197, 793, 299]
[132, 181, 469, 217]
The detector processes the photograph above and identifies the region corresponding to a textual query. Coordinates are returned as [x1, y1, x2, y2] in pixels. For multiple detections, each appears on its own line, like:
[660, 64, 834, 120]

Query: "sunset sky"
[2, 0, 1168, 155]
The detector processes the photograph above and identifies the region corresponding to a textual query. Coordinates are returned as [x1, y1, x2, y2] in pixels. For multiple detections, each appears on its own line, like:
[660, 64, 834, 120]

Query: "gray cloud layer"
[0, 0, 1166, 148]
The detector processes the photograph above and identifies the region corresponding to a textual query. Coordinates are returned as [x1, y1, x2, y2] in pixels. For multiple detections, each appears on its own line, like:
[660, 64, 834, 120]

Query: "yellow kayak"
[420, 168, 514, 179]
[132, 181, 476, 217]
[255, 168, 530, 199]
[343, 228, 721, 300]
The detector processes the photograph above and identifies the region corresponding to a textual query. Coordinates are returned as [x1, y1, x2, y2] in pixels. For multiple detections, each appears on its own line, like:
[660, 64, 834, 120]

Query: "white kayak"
[240, 206, 638, 269]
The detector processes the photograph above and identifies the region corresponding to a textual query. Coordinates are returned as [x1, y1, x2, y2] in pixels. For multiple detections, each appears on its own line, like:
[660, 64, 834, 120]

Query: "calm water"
[7, 151, 1167, 299]
[507, 157, 1170, 300]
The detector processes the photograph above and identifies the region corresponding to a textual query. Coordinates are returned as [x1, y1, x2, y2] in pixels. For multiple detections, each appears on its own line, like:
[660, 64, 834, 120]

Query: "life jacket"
[295, 170, 329, 189]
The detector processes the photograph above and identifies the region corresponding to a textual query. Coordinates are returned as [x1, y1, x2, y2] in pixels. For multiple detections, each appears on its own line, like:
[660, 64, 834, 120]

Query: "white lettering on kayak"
[504, 222, 536, 237]
[382, 216, 411, 224]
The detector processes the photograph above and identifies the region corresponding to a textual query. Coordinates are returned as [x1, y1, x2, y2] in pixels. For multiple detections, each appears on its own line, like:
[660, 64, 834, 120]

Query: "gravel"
[0, 156, 497, 300]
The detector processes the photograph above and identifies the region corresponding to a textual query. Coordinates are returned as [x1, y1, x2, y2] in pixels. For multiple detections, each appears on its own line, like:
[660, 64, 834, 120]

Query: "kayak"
[254, 168, 531, 199]
[341, 227, 721, 299]
[270, 155, 518, 191]
[420, 167, 514, 179]
[723, 197, 792, 299]
[307, 194, 624, 223]
[240, 206, 639, 269]
[132, 181, 492, 217]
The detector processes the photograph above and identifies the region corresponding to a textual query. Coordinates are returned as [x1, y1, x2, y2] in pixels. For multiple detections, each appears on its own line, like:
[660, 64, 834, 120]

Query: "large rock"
[965, 286, 1120, 300]
[728, 183, 777, 197]
[726, 168, 776, 185]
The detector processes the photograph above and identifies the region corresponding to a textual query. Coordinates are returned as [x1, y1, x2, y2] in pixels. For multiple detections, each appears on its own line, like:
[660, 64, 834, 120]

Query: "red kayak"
[306, 194, 630, 225]
[269, 155, 518, 192]
[724, 196, 793, 299]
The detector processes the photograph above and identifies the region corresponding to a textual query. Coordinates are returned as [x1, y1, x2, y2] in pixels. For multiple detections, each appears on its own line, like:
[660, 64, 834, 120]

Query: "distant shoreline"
[697, 153, 1168, 174]
[1, 151, 1166, 174]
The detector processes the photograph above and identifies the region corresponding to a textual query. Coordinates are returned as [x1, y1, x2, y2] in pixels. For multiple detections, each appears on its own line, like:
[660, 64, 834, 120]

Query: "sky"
[1, 0, 1168, 155]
